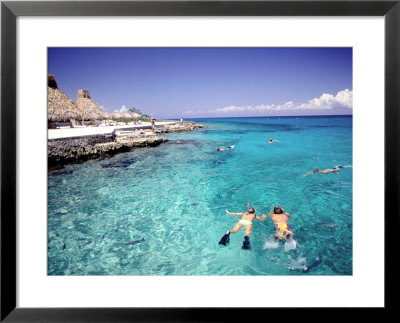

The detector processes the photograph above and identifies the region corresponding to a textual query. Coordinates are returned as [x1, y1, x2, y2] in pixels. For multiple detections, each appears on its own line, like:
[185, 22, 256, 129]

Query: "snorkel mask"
[248, 203, 256, 213]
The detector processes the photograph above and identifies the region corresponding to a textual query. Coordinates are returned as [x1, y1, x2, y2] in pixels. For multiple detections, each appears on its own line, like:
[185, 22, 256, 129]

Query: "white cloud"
[184, 89, 352, 115]
[114, 105, 129, 113]
[334, 88, 353, 108]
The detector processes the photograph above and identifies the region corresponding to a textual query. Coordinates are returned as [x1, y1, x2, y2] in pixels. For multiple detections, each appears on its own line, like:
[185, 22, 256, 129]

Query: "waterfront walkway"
[48, 121, 177, 140]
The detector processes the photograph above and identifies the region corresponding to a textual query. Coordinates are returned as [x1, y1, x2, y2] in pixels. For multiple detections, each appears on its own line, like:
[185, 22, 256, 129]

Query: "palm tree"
[128, 107, 152, 120]
[128, 107, 142, 114]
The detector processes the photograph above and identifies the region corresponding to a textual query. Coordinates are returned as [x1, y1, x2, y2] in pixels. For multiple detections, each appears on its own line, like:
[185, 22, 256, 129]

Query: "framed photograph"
[1, 0, 398, 321]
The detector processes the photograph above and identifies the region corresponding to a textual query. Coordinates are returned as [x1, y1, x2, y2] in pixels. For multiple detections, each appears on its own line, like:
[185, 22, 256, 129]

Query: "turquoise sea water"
[48, 116, 352, 275]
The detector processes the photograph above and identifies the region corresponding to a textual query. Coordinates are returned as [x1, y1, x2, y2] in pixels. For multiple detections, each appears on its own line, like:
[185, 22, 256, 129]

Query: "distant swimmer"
[218, 203, 266, 250]
[216, 145, 235, 151]
[268, 138, 279, 144]
[304, 165, 343, 176]
[267, 205, 295, 241]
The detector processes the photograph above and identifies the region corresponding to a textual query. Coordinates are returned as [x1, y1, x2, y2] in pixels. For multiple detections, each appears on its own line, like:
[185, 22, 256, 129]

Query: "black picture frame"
[1, 1, 398, 321]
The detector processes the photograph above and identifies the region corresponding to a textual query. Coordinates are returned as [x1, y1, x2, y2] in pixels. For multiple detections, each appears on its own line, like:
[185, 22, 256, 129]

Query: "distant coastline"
[180, 114, 352, 120]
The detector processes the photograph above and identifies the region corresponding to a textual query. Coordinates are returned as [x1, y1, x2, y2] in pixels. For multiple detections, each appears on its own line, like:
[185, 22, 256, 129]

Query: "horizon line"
[166, 114, 353, 120]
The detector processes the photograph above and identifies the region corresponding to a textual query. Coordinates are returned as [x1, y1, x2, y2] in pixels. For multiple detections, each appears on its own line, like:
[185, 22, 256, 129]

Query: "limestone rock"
[48, 134, 167, 168]
[155, 122, 204, 133]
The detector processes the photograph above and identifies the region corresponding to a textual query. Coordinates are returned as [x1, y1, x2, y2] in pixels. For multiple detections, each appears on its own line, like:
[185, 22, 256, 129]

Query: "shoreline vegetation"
[48, 121, 203, 171]
[47, 74, 203, 170]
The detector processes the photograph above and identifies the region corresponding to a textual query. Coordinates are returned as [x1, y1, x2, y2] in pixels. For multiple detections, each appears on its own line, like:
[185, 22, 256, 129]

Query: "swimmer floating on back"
[218, 203, 266, 250]
[268, 138, 279, 144]
[304, 165, 343, 176]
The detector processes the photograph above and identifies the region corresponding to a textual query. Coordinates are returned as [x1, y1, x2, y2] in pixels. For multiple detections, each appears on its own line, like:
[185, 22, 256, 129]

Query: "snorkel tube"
[248, 203, 256, 213]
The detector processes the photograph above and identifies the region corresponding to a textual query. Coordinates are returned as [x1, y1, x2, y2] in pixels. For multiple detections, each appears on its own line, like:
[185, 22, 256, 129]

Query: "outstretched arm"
[255, 214, 267, 221]
[225, 210, 244, 215]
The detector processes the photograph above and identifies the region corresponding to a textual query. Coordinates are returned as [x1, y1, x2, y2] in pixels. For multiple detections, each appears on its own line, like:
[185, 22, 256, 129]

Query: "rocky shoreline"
[48, 122, 203, 170]
[154, 121, 204, 133]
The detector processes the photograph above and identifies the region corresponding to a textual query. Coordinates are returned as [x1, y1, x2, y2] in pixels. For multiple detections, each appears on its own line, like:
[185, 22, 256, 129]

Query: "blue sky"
[48, 48, 352, 119]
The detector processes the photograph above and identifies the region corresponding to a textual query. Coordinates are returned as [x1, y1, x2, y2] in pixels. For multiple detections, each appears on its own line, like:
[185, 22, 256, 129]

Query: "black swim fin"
[242, 236, 251, 250]
[218, 231, 230, 246]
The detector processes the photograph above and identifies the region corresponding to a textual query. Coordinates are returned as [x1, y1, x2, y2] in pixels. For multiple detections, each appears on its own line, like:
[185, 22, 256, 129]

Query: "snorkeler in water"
[216, 145, 235, 151]
[268, 138, 279, 144]
[218, 203, 266, 250]
[267, 205, 295, 241]
[304, 165, 343, 176]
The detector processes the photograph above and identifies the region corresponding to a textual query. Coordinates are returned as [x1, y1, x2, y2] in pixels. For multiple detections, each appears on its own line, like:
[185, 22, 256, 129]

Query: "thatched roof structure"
[101, 111, 111, 119]
[111, 112, 123, 120]
[83, 111, 101, 120]
[48, 113, 60, 122]
[131, 112, 141, 119]
[121, 112, 132, 119]
[48, 74, 58, 89]
[48, 76, 84, 122]
[62, 111, 81, 121]
[75, 89, 104, 120]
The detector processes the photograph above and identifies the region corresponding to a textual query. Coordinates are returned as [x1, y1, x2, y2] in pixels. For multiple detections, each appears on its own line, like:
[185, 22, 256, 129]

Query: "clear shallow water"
[48, 116, 352, 275]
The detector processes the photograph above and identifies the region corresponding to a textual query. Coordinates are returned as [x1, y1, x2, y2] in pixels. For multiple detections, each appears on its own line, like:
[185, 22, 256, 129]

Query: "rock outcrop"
[155, 122, 203, 133]
[48, 117, 204, 169]
[48, 133, 167, 169]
